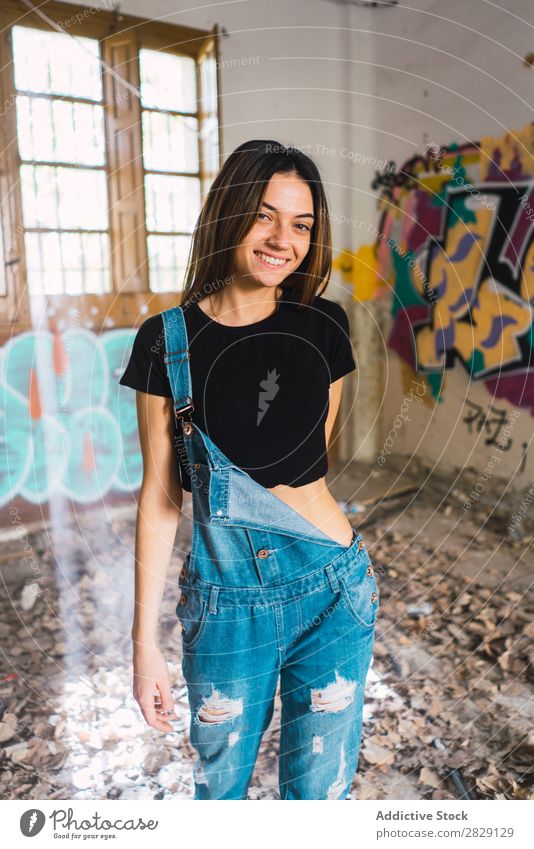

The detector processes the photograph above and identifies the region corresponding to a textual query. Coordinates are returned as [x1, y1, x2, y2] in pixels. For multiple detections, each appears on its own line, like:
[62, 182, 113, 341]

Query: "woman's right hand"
[133, 643, 178, 732]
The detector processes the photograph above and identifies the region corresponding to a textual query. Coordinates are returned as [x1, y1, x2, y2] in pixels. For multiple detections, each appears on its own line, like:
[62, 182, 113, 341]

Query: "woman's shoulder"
[312, 291, 350, 320]
[282, 285, 348, 315]
[119, 312, 172, 395]
[136, 310, 165, 335]
[130, 312, 166, 353]
[281, 287, 351, 336]
[305, 292, 352, 341]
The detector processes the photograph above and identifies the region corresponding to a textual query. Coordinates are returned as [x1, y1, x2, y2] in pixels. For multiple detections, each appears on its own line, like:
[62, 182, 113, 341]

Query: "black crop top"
[119, 286, 356, 492]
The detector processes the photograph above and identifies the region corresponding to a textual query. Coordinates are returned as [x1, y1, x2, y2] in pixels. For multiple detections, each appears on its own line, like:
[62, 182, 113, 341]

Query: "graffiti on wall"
[0, 326, 140, 507]
[462, 400, 528, 470]
[375, 124, 534, 416]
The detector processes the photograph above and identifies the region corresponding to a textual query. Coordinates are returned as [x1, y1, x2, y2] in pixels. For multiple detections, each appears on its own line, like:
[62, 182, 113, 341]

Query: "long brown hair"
[179, 139, 333, 309]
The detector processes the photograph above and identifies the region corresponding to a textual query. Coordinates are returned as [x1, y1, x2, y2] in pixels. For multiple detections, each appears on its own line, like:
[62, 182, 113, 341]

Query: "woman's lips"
[253, 250, 290, 269]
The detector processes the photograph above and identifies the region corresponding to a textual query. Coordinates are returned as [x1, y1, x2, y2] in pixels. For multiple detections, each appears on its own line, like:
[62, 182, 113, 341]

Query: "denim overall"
[162, 306, 379, 800]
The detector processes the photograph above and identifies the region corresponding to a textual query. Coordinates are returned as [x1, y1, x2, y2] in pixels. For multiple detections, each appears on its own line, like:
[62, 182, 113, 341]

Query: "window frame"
[0, 0, 222, 331]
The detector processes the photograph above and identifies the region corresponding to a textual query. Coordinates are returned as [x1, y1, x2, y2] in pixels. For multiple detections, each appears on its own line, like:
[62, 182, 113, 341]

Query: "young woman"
[120, 139, 380, 800]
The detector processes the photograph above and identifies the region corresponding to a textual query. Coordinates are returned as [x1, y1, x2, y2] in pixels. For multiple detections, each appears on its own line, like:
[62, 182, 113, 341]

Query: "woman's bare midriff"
[267, 477, 353, 547]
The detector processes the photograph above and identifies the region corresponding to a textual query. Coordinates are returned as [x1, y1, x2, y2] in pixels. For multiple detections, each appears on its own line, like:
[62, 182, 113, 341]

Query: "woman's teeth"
[254, 251, 289, 267]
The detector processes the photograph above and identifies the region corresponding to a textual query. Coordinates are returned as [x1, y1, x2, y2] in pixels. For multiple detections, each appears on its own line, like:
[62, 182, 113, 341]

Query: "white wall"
[61, 0, 534, 485]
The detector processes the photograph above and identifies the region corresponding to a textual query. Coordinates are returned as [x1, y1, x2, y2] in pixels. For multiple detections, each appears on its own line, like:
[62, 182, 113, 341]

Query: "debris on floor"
[0, 480, 532, 800]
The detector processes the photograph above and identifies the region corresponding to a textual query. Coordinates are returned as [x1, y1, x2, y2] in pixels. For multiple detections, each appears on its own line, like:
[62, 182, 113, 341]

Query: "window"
[12, 26, 110, 295]
[0, 1, 220, 325]
[139, 48, 201, 293]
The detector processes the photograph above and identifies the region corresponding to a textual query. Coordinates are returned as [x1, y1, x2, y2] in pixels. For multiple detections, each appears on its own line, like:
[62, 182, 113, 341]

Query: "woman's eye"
[256, 213, 310, 232]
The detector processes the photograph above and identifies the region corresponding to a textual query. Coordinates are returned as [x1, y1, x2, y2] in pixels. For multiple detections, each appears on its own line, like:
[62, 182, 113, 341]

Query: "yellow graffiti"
[416, 206, 519, 369]
[333, 245, 383, 301]
[457, 278, 532, 367]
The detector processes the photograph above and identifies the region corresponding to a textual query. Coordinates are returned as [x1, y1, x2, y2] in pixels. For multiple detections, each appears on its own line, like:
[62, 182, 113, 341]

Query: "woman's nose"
[268, 222, 291, 244]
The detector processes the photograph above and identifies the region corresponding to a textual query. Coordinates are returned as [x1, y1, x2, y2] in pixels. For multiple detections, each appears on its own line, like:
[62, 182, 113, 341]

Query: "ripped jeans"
[177, 526, 378, 800]
[162, 304, 379, 800]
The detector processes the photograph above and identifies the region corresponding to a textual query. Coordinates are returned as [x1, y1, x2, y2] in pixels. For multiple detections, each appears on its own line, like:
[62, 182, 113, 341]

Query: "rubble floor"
[0, 463, 532, 801]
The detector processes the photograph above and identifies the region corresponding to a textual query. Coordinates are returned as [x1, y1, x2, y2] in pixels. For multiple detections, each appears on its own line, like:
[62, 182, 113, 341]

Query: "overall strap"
[161, 306, 194, 421]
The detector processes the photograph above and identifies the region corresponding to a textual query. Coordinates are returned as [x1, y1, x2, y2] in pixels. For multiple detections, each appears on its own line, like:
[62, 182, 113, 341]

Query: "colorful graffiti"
[0, 326, 140, 507]
[376, 124, 534, 416]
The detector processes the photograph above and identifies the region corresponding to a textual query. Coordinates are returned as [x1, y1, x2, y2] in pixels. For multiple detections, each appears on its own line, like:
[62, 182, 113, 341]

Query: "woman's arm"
[131, 390, 183, 732]
[325, 376, 344, 448]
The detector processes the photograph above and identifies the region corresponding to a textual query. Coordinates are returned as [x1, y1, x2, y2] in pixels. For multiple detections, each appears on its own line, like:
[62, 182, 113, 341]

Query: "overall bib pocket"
[339, 552, 380, 630]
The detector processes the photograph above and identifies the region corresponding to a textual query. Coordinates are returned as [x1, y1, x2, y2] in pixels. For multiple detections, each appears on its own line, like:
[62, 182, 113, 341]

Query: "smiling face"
[232, 171, 315, 290]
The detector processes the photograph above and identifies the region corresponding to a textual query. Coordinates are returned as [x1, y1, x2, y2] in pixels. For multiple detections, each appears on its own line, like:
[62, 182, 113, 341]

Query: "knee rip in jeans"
[196, 687, 244, 726]
[309, 672, 356, 714]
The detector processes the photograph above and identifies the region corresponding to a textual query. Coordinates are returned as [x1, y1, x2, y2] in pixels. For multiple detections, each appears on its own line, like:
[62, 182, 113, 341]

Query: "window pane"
[145, 174, 200, 232]
[147, 235, 191, 292]
[139, 49, 197, 112]
[25, 232, 110, 295]
[40, 270, 64, 295]
[16, 96, 105, 166]
[12, 26, 102, 101]
[20, 165, 108, 230]
[62, 270, 84, 295]
[199, 51, 220, 179]
[82, 270, 108, 295]
[142, 111, 198, 173]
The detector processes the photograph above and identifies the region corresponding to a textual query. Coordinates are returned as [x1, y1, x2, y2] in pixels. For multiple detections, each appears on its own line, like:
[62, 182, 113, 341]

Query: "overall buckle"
[174, 396, 194, 422]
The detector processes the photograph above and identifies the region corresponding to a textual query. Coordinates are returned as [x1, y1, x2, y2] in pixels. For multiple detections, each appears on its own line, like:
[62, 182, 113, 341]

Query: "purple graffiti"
[449, 287, 475, 313]
[486, 148, 531, 183]
[502, 185, 534, 274]
[433, 268, 447, 301]
[485, 372, 534, 417]
[408, 191, 444, 253]
[448, 231, 482, 263]
[481, 315, 518, 348]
